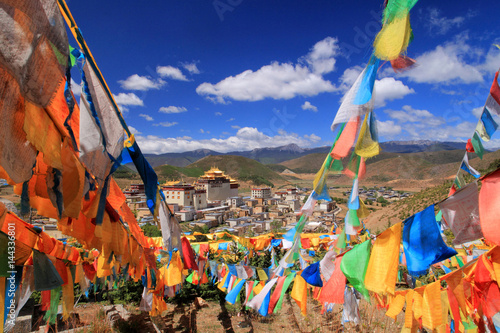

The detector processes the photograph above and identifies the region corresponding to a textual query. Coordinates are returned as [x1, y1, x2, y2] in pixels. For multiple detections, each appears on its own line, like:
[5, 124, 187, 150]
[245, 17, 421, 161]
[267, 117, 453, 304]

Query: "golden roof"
[163, 180, 183, 186]
[200, 167, 228, 179]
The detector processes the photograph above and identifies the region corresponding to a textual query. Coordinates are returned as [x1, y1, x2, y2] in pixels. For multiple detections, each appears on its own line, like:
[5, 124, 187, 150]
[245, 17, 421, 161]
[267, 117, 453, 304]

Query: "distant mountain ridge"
[142, 140, 469, 167]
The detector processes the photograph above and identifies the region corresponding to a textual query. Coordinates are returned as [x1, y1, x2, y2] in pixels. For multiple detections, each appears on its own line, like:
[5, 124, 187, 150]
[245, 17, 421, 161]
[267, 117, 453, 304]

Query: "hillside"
[365, 181, 452, 234]
[189, 155, 287, 187]
[153, 155, 288, 187]
[280, 149, 476, 178]
[364, 152, 500, 233]
[141, 141, 477, 168]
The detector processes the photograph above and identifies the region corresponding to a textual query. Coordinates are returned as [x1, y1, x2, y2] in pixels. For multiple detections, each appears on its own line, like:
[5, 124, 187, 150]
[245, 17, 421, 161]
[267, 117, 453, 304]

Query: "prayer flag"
[364, 222, 402, 295]
[402, 205, 457, 276]
[479, 169, 500, 246]
[301, 262, 323, 287]
[460, 153, 480, 178]
[340, 240, 372, 300]
[471, 132, 484, 159]
[291, 273, 308, 316]
[439, 182, 483, 245]
[318, 256, 346, 305]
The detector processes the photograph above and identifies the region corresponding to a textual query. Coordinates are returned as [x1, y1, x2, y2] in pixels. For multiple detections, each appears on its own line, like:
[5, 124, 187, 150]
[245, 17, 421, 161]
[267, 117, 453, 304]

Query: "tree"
[141, 223, 162, 237]
[271, 220, 285, 234]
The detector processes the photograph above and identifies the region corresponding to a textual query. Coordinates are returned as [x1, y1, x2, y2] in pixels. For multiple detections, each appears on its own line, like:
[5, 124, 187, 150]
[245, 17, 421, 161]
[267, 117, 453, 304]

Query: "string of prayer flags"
[340, 240, 372, 300]
[364, 222, 402, 295]
[479, 169, 500, 246]
[402, 205, 457, 276]
[439, 182, 483, 245]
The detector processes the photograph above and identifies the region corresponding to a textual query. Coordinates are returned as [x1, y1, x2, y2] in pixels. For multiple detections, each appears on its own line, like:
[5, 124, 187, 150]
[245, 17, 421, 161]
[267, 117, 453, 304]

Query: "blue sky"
[66, 0, 500, 154]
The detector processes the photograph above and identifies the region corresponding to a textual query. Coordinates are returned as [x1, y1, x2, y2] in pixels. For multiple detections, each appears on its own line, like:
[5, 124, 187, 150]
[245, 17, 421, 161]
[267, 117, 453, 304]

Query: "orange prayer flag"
[330, 117, 361, 160]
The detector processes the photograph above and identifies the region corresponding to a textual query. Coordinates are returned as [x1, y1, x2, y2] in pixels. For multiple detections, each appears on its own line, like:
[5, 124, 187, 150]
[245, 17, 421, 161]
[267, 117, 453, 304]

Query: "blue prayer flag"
[402, 205, 457, 276]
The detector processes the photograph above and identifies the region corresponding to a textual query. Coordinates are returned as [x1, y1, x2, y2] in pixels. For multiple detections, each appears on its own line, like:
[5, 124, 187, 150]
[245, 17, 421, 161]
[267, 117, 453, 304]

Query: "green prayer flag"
[337, 229, 346, 250]
[44, 286, 62, 325]
[186, 272, 194, 283]
[471, 132, 484, 159]
[69, 45, 77, 68]
[274, 273, 296, 313]
[340, 240, 372, 301]
[347, 209, 361, 227]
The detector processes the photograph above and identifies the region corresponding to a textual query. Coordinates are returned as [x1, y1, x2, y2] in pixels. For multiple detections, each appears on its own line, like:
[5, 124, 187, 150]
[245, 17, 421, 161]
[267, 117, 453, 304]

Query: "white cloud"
[231, 125, 241, 129]
[182, 62, 200, 74]
[196, 37, 340, 103]
[472, 106, 483, 119]
[339, 65, 364, 91]
[156, 66, 188, 81]
[134, 127, 322, 154]
[139, 113, 154, 121]
[114, 93, 144, 111]
[386, 105, 445, 125]
[374, 78, 415, 107]
[301, 101, 318, 112]
[226, 118, 235, 122]
[129, 126, 141, 135]
[153, 122, 178, 127]
[477, 45, 500, 74]
[199, 129, 210, 134]
[396, 39, 484, 84]
[70, 78, 81, 97]
[377, 120, 402, 138]
[302, 37, 340, 75]
[381, 105, 476, 142]
[159, 106, 187, 114]
[118, 74, 165, 91]
[426, 8, 465, 35]
[215, 112, 223, 116]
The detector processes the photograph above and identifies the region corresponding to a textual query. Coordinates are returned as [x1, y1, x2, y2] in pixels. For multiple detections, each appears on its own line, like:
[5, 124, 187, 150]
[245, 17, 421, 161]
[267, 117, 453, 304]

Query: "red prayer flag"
[181, 237, 198, 270]
[479, 169, 500, 245]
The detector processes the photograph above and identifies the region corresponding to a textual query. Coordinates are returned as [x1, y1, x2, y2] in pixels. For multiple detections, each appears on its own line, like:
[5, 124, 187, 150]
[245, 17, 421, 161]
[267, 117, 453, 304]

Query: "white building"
[251, 187, 272, 199]
[227, 196, 244, 207]
[162, 183, 207, 210]
[196, 167, 239, 202]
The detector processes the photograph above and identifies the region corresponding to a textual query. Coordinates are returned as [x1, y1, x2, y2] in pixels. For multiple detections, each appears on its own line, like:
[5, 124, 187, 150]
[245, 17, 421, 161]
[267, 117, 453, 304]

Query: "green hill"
[187, 155, 286, 187]
[153, 155, 287, 187]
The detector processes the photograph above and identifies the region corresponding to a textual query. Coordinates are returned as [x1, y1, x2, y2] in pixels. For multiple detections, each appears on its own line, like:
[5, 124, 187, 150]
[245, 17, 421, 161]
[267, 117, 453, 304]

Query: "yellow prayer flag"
[291, 274, 308, 316]
[364, 222, 402, 295]
[374, 13, 412, 61]
[355, 114, 380, 158]
[422, 281, 442, 330]
[386, 291, 406, 320]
